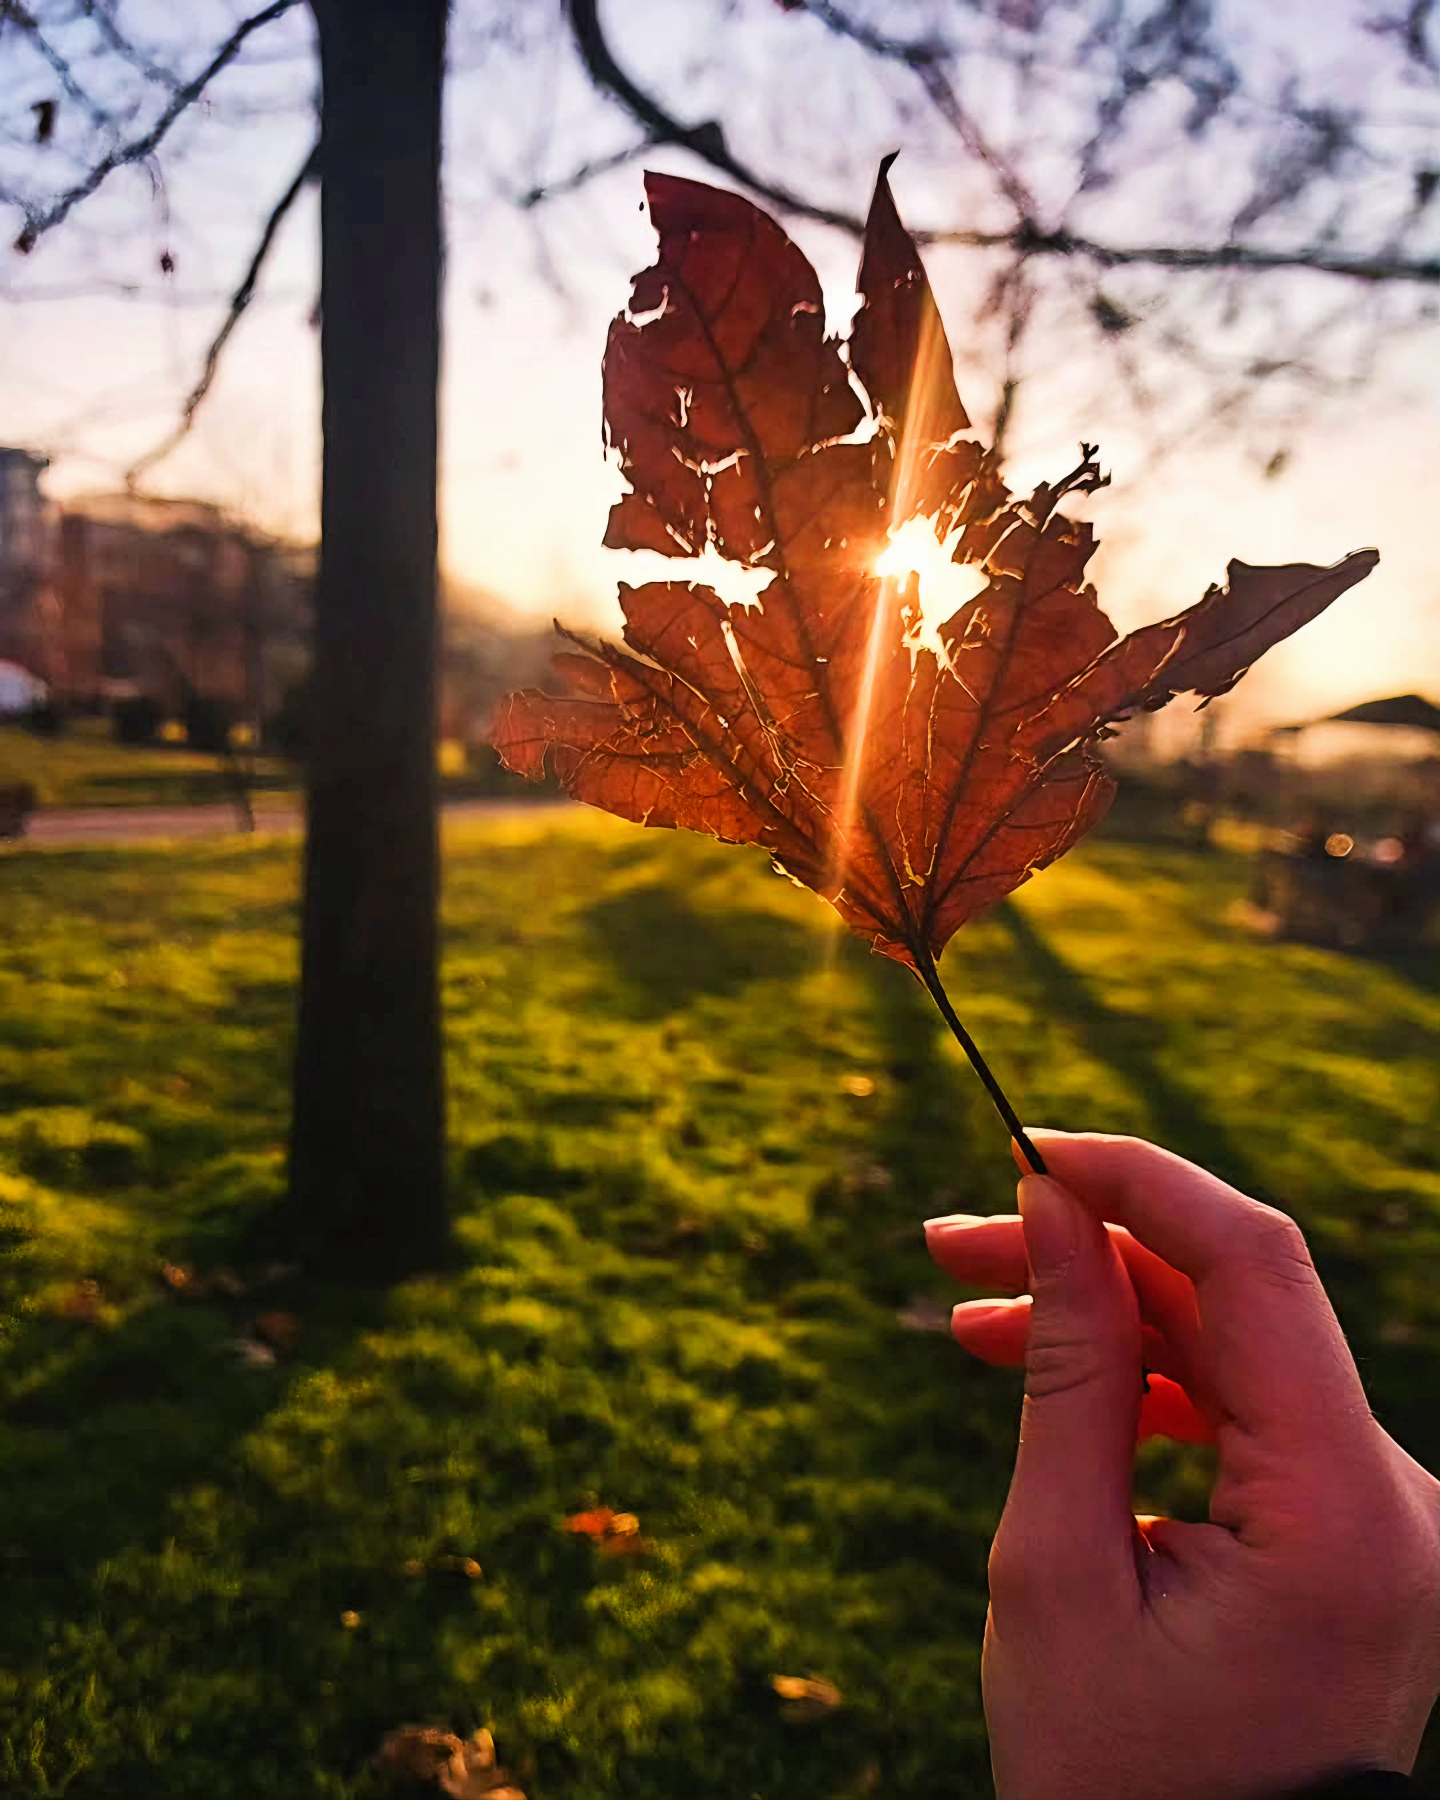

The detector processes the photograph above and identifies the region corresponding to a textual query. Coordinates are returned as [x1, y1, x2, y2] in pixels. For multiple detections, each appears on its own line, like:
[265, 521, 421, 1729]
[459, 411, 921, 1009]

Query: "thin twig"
[126, 139, 319, 487]
[79, 0, 185, 93]
[1, 0, 114, 128]
[791, 0, 1037, 223]
[555, 0, 1440, 285]
[913, 945, 1046, 1175]
[13, 0, 301, 254]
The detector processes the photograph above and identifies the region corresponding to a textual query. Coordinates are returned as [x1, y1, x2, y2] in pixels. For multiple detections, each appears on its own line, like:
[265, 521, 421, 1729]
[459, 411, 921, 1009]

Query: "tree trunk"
[289, 0, 449, 1278]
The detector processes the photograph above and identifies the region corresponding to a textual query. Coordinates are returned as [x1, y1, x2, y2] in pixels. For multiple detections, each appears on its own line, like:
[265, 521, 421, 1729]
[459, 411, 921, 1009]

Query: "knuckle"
[1023, 1322, 1131, 1403]
[1240, 1204, 1314, 1284]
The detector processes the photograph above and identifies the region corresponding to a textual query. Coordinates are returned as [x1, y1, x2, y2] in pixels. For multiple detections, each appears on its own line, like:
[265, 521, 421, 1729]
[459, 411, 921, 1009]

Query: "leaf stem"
[911, 947, 1047, 1176]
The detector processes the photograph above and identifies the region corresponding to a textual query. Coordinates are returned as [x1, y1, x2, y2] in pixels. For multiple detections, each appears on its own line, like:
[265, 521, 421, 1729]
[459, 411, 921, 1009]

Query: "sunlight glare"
[875, 515, 988, 663]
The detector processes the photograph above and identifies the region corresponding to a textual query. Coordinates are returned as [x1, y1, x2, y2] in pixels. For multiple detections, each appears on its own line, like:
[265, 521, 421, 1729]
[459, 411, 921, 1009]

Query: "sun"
[875, 514, 954, 584]
[874, 515, 987, 659]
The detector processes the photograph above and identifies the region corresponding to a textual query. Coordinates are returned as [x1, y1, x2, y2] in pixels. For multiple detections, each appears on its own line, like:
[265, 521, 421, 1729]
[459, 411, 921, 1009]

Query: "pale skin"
[924, 1131, 1439, 1800]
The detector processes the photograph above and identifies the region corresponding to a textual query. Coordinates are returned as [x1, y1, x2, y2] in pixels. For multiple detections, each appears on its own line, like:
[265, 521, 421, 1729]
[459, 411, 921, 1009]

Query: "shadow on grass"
[583, 882, 812, 1018]
[0, 1251, 378, 1610]
[993, 901, 1259, 1195]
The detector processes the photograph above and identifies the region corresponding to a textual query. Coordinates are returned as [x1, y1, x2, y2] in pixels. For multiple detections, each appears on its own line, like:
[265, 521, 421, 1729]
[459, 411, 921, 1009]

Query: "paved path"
[9, 796, 568, 848]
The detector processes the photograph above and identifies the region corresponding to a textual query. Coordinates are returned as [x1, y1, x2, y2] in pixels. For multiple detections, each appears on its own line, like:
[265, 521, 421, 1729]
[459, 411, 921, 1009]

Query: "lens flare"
[824, 303, 981, 939]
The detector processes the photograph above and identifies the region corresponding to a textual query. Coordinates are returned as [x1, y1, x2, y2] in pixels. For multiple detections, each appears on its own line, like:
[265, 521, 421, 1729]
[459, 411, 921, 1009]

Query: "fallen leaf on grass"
[228, 1336, 277, 1368]
[770, 1673, 843, 1722]
[375, 1725, 526, 1799]
[562, 1506, 623, 1538]
[433, 1554, 484, 1578]
[252, 1310, 301, 1350]
[596, 1531, 652, 1558]
[340, 1609, 363, 1629]
[1379, 1319, 1421, 1345]
[160, 1261, 204, 1295]
[53, 1279, 103, 1322]
[563, 1507, 652, 1556]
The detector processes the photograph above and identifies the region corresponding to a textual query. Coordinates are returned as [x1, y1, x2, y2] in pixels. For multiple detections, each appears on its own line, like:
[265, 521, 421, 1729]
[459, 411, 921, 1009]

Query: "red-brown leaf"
[493, 163, 1378, 968]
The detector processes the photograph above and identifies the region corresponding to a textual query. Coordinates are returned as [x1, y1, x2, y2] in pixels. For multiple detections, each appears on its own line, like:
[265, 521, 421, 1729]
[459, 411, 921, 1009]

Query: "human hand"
[924, 1132, 1439, 1800]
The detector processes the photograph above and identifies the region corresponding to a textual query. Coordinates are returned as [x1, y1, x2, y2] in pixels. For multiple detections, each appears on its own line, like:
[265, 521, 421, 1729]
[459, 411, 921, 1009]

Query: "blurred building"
[0, 447, 60, 684]
[0, 448, 312, 721]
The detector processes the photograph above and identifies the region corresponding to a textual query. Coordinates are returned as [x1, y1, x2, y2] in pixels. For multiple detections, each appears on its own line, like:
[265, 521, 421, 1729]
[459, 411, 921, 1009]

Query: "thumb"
[994, 1175, 1143, 1612]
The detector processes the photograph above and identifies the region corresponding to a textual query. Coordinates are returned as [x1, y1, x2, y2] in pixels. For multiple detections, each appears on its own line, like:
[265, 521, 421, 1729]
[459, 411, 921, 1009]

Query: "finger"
[950, 1295, 1182, 1384]
[950, 1298, 1210, 1446]
[925, 1214, 1031, 1291]
[988, 1173, 1143, 1618]
[928, 1214, 1210, 1407]
[1027, 1132, 1367, 1443]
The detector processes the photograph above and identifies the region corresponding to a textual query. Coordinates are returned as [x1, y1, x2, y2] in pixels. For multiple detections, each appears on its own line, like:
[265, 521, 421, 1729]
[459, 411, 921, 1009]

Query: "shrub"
[21, 699, 65, 737]
[183, 694, 233, 755]
[112, 694, 163, 745]
[265, 675, 311, 761]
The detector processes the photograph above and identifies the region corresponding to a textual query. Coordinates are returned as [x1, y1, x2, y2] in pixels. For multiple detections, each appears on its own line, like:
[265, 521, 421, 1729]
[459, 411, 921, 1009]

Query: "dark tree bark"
[288, 0, 449, 1279]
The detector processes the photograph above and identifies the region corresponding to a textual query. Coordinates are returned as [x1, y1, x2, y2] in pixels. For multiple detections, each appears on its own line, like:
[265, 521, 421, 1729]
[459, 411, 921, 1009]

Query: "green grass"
[0, 721, 295, 811]
[1, 816, 1436, 1799]
[0, 721, 536, 812]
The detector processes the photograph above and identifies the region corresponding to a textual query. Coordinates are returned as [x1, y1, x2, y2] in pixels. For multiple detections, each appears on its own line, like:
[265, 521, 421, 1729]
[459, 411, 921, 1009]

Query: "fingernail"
[1017, 1174, 1083, 1273]
[951, 1299, 1014, 1328]
[923, 1212, 987, 1237]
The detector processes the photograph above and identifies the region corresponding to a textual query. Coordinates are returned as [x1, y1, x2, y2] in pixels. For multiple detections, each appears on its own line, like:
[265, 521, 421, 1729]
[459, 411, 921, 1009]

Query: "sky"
[1, 0, 1436, 746]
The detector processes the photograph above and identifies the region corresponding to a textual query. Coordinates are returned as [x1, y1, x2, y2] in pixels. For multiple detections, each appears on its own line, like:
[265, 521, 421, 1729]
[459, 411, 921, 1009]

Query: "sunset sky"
[2, 0, 1436, 745]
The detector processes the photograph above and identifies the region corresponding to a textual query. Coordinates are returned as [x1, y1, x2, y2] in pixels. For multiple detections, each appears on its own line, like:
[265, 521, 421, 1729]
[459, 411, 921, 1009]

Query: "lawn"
[0, 721, 532, 812]
[0, 720, 295, 812]
[1, 815, 1437, 1799]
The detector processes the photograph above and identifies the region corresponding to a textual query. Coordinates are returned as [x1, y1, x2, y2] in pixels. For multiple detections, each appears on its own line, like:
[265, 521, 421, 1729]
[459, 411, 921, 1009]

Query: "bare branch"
[789, 0, 1038, 222]
[1367, 0, 1438, 74]
[125, 139, 318, 488]
[556, 0, 1440, 285]
[1, 0, 115, 129]
[518, 136, 650, 208]
[13, 0, 302, 254]
[562, 0, 869, 235]
[78, 0, 184, 93]
[1049, 229, 1440, 285]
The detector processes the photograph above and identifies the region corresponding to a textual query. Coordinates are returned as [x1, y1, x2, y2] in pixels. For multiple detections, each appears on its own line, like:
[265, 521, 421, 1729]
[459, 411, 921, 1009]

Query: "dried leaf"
[434, 1554, 484, 1578]
[562, 1507, 618, 1538]
[595, 1532, 652, 1558]
[377, 1725, 464, 1783]
[563, 1506, 650, 1555]
[494, 162, 1378, 972]
[376, 1725, 526, 1800]
[771, 1673, 843, 1722]
[228, 1336, 277, 1368]
[252, 1310, 301, 1350]
[54, 1279, 103, 1322]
